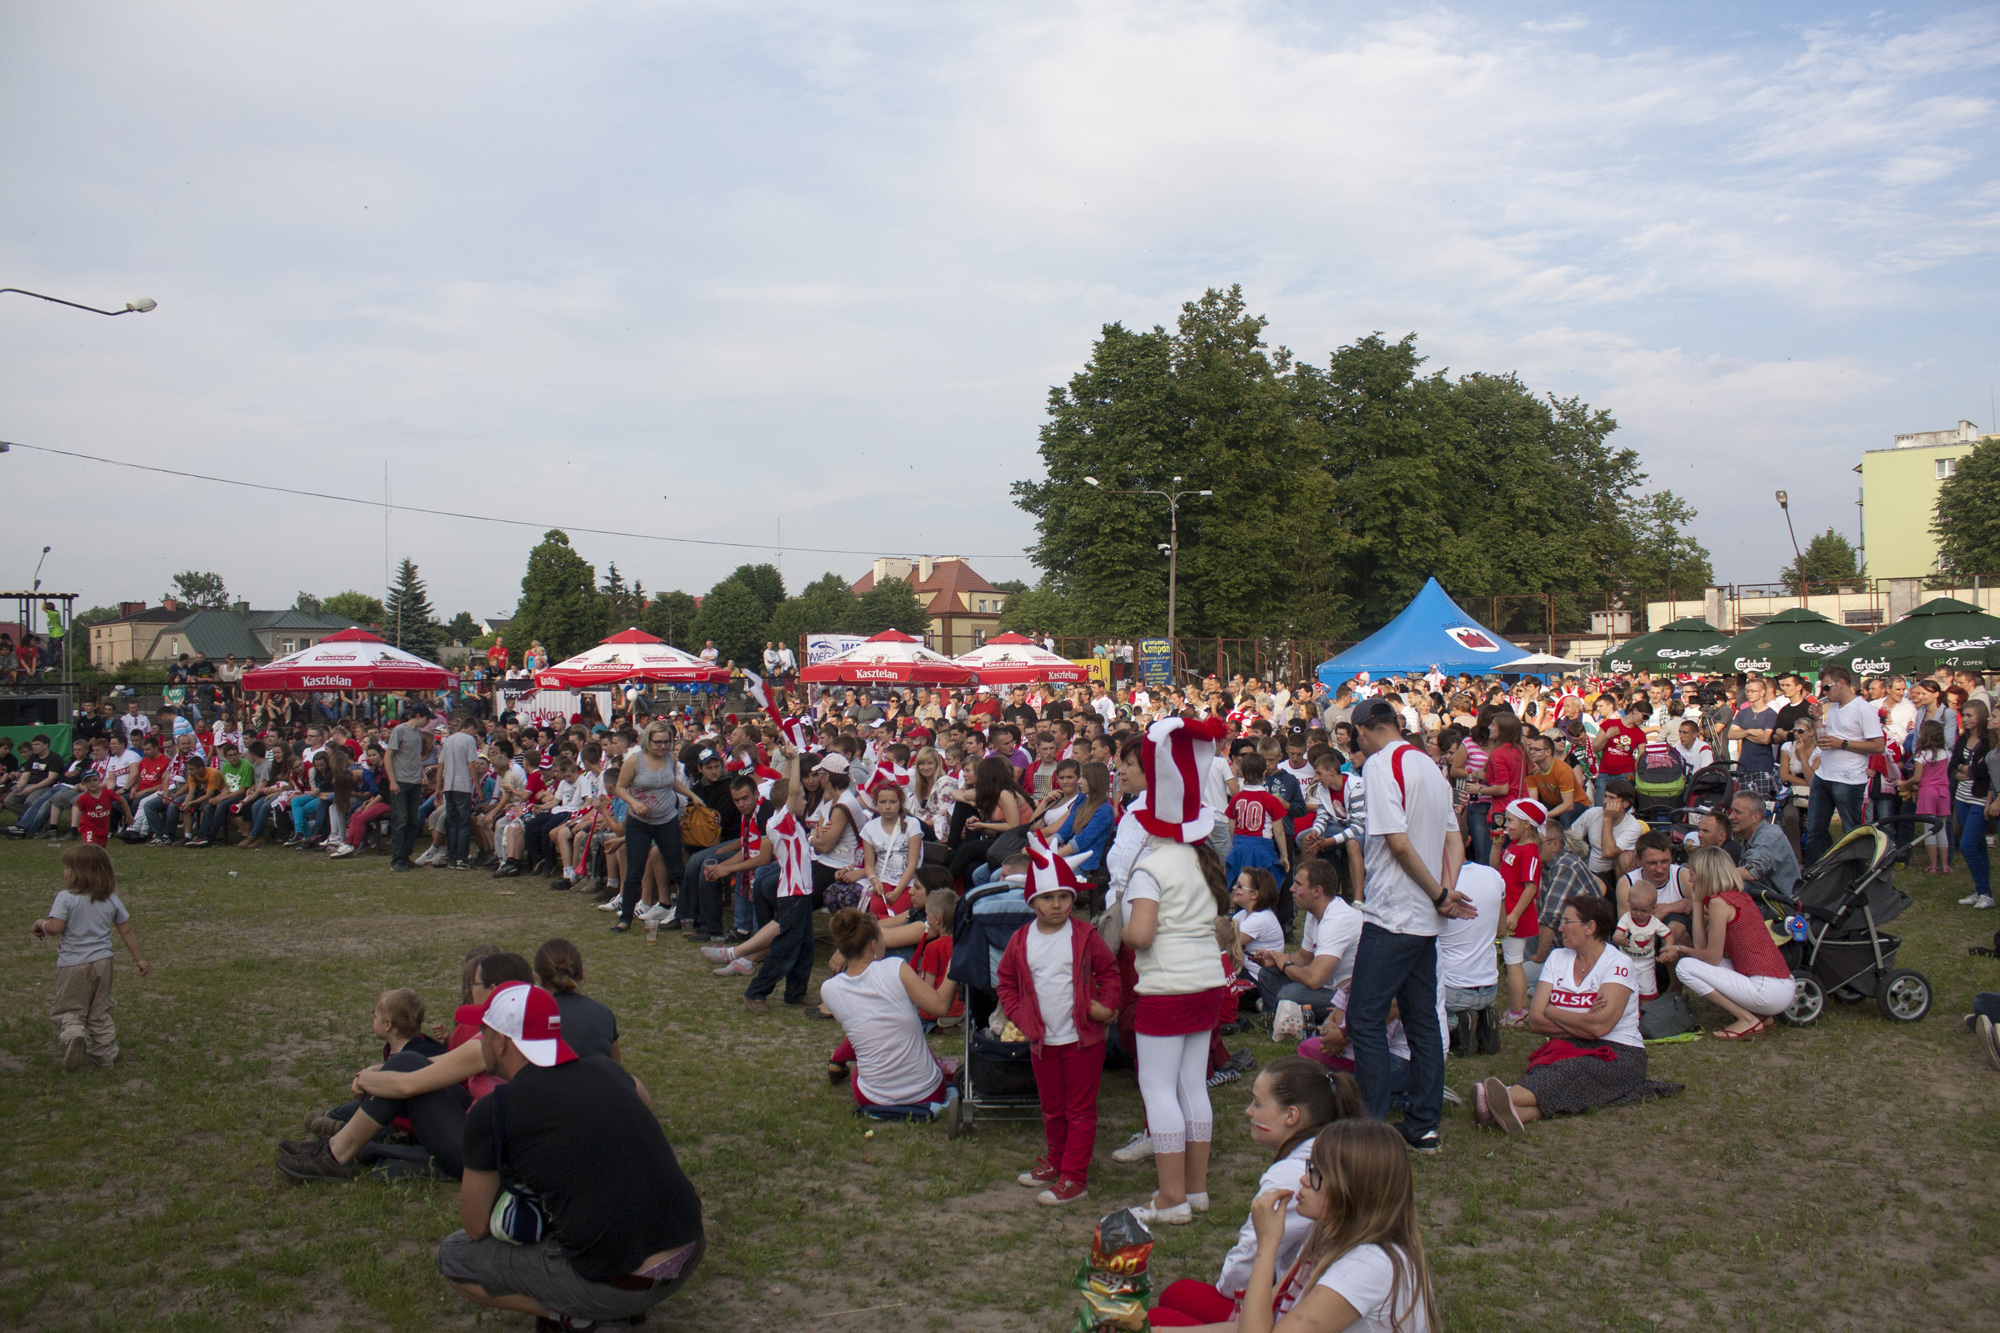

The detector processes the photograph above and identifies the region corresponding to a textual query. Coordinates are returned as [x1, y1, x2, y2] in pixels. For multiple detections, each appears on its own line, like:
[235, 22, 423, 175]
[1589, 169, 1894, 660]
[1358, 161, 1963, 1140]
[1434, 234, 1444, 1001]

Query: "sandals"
[1712, 1021, 1766, 1040]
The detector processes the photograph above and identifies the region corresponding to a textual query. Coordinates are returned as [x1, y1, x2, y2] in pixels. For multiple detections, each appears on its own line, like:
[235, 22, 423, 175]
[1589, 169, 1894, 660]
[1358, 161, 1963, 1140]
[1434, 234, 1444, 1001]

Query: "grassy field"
[2, 836, 1998, 1333]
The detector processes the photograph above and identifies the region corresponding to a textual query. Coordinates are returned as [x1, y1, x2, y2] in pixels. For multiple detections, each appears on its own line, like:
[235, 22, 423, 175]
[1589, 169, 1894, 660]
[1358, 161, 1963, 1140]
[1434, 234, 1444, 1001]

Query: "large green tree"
[847, 576, 930, 637]
[77, 605, 123, 627]
[724, 564, 786, 621]
[1934, 437, 2000, 576]
[690, 579, 768, 665]
[1782, 527, 1862, 595]
[165, 571, 229, 608]
[321, 589, 386, 624]
[511, 530, 608, 662]
[385, 559, 441, 660]
[997, 585, 1076, 637]
[764, 573, 859, 653]
[640, 591, 701, 650]
[446, 611, 480, 643]
[600, 563, 648, 628]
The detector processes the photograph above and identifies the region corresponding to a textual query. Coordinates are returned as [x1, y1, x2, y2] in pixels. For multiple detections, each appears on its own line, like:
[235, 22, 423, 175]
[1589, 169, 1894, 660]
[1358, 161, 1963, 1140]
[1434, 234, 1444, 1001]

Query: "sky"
[4, 1, 1999, 623]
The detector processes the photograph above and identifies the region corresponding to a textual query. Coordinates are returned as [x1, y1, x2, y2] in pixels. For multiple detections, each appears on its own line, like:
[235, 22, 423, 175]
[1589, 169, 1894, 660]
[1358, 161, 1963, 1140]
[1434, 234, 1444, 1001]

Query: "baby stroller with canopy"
[1755, 818, 1936, 1026]
[942, 879, 1044, 1138]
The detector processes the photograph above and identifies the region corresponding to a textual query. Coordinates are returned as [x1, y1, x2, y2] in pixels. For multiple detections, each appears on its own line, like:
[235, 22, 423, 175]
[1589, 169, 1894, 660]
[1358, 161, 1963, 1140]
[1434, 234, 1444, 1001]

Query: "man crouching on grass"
[437, 982, 705, 1330]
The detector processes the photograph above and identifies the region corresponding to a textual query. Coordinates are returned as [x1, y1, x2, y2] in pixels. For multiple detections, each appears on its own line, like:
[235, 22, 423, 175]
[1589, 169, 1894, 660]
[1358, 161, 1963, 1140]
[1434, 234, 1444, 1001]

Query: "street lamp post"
[1, 289, 156, 316]
[1776, 490, 1805, 602]
[1083, 474, 1213, 641]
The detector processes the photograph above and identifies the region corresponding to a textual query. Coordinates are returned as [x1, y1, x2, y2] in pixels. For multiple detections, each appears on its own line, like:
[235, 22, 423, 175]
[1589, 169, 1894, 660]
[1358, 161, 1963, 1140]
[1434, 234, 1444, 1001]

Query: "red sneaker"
[1016, 1159, 1060, 1187]
[1036, 1178, 1089, 1206]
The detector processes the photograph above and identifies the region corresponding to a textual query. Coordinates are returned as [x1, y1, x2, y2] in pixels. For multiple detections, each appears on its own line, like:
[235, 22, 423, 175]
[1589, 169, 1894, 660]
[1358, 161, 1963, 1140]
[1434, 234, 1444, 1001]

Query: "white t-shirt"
[1217, 1139, 1314, 1298]
[1886, 698, 1918, 747]
[1573, 805, 1643, 875]
[1436, 862, 1502, 991]
[860, 814, 920, 886]
[104, 749, 141, 794]
[812, 791, 866, 869]
[1027, 921, 1077, 1045]
[1233, 908, 1285, 978]
[1541, 945, 1642, 1047]
[1817, 695, 1884, 786]
[1308, 1244, 1431, 1333]
[1202, 755, 1233, 813]
[819, 957, 940, 1105]
[1301, 897, 1365, 992]
[1360, 742, 1455, 937]
[1616, 913, 1674, 997]
[1620, 864, 1688, 910]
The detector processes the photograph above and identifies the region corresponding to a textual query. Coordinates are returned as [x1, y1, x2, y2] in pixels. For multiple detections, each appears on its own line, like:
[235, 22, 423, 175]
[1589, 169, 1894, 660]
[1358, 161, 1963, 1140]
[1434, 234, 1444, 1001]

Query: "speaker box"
[0, 695, 61, 727]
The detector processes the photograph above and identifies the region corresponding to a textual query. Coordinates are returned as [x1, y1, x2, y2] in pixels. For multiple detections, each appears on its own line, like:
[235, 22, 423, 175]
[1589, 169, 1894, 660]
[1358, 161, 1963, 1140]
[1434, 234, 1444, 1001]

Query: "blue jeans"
[1464, 803, 1492, 867]
[291, 795, 323, 841]
[442, 791, 472, 863]
[249, 796, 277, 838]
[619, 817, 685, 924]
[1347, 923, 1445, 1142]
[747, 893, 816, 1004]
[1803, 777, 1868, 870]
[1974, 992, 2000, 1023]
[1958, 799, 1991, 897]
[19, 786, 65, 833]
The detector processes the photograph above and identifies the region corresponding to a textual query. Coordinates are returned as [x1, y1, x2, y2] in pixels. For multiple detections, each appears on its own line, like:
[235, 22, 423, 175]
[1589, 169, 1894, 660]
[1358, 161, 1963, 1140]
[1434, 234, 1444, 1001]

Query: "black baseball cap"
[1351, 699, 1400, 730]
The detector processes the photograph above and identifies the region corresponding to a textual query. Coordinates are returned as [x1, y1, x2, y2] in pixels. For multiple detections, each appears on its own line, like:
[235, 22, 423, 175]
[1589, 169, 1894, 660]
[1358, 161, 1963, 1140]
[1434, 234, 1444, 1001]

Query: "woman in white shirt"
[1208, 1119, 1434, 1333]
[820, 908, 959, 1106]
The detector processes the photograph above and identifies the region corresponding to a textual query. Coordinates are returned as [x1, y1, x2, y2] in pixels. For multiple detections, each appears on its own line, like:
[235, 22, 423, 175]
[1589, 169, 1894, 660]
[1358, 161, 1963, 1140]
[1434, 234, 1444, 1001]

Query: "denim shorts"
[1444, 984, 1496, 1013]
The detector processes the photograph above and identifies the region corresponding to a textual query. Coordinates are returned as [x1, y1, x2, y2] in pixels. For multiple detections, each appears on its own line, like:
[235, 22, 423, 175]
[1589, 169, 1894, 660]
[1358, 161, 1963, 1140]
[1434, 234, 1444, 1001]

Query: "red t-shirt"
[1597, 722, 1646, 776]
[75, 789, 113, 844]
[135, 754, 171, 795]
[486, 644, 509, 669]
[1228, 789, 1289, 841]
[1498, 842, 1542, 938]
[1483, 744, 1527, 802]
[913, 933, 963, 1017]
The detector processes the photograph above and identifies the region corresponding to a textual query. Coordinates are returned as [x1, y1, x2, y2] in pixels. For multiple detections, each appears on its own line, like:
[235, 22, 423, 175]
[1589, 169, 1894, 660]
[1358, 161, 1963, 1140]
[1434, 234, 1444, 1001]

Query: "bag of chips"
[1072, 1208, 1155, 1331]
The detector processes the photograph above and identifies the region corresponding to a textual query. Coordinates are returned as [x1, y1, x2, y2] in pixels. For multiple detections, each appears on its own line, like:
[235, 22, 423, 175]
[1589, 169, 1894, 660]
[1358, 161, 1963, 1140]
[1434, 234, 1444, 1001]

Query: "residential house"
[850, 557, 1010, 657]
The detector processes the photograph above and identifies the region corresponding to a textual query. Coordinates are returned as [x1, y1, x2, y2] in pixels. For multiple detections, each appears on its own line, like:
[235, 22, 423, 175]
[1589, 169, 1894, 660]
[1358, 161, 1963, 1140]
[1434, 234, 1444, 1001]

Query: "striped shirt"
[1311, 772, 1367, 846]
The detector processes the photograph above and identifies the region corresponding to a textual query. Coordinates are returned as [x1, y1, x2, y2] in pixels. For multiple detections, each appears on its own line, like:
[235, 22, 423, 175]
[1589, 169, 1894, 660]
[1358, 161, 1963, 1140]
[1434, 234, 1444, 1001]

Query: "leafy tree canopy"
[446, 612, 481, 643]
[640, 590, 700, 650]
[166, 571, 229, 608]
[691, 579, 768, 665]
[1783, 527, 1862, 595]
[511, 530, 608, 662]
[765, 573, 859, 652]
[321, 590, 386, 624]
[77, 605, 123, 627]
[1934, 437, 2000, 578]
[601, 563, 647, 628]
[724, 564, 786, 621]
[848, 576, 929, 637]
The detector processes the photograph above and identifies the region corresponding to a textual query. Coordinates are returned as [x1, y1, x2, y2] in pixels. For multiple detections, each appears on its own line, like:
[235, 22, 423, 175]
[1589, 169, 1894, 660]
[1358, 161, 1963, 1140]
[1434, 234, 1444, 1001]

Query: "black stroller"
[1755, 818, 1937, 1026]
[943, 880, 1044, 1138]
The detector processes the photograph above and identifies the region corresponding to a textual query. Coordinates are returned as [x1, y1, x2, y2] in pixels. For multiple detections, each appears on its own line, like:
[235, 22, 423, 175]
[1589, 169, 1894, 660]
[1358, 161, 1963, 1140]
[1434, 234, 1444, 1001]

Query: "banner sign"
[1138, 639, 1173, 688]
[806, 634, 867, 664]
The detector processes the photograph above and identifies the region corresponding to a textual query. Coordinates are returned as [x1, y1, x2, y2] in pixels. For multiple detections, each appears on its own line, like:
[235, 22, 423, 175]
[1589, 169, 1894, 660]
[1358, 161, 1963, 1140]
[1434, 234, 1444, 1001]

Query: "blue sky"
[4, 2, 1998, 622]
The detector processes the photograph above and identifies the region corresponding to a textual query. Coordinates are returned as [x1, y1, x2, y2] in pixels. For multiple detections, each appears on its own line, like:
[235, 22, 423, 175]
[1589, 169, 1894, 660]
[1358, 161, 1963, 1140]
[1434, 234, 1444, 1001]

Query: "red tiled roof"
[851, 559, 1002, 617]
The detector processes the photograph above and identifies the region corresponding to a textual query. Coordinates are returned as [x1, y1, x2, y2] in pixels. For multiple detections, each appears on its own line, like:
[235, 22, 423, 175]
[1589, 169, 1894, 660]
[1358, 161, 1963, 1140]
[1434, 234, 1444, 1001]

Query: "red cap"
[453, 981, 577, 1067]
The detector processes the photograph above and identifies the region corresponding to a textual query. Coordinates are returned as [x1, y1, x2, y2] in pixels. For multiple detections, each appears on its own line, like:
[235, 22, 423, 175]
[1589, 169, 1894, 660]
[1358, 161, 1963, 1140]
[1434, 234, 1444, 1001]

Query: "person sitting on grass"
[819, 907, 960, 1107]
[1145, 1058, 1363, 1327]
[532, 938, 623, 1062]
[1473, 894, 1682, 1135]
[299, 988, 445, 1139]
[435, 982, 706, 1329]
[1659, 847, 1799, 1039]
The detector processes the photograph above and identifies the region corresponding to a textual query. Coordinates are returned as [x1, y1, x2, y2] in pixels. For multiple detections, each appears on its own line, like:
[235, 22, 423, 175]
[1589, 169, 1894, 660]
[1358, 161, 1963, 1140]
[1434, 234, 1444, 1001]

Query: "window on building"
[1937, 458, 1957, 479]
[281, 639, 296, 654]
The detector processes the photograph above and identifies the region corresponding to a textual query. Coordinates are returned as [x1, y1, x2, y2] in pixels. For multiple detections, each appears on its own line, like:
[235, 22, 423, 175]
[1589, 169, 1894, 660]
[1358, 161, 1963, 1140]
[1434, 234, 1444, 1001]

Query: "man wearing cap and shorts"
[1347, 698, 1472, 1155]
[437, 982, 705, 1326]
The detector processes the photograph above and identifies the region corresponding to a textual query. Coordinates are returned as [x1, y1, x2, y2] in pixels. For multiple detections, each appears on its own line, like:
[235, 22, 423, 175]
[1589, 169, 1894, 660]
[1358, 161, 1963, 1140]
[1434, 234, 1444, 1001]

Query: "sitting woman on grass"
[820, 907, 960, 1105]
[1660, 846, 1798, 1039]
[1473, 893, 1680, 1135]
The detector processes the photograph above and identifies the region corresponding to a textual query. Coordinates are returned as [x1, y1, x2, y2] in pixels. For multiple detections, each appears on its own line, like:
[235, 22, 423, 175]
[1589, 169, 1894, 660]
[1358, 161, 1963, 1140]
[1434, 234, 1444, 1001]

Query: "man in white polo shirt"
[1806, 664, 1884, 869]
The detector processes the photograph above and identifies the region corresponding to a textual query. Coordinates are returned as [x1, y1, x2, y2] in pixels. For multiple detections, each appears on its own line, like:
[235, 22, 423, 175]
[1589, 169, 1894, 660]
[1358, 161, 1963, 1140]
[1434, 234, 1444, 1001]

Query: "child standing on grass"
[1903, 720, 1952, 873]
[996, 839, 1120, 1207]
[31, 843, 147, 1070]
[1495, 798, 1547, 1027]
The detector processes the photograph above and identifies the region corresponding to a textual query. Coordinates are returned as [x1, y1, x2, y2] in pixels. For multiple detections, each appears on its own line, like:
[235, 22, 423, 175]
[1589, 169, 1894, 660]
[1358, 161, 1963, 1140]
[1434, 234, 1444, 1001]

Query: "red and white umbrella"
[240, 627, 460, 692]
[535, 628, 730, 688]
[953, 632, 1090, 684]
[798, 629, 974, 685]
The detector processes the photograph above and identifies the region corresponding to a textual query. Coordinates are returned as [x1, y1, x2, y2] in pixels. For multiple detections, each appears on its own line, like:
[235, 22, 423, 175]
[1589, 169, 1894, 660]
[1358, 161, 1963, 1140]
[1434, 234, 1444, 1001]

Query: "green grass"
[2, 838, 1998, 1332]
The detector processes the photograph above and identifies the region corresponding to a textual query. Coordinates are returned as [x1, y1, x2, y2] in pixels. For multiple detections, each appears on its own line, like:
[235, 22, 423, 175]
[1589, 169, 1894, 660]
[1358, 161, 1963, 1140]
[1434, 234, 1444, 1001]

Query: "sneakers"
[61, 1034, 87, 1071]
[1271, 1000, 1306, 1041]
[1130, 1196, 1192, 1226]
[1441, 1085, 1463, 1107]
[1977, 896, 1997, 910]
[1472, 1081, 1493, 1127]
[714, 958, 755, 976]
[1206, 1065, 1241, 1088]
[1111, 1131, 1154, 1164]
[1979, 1015, 2000, 1074]
[597, 898, 622, 912]
[492, 860, 521, 878]
[1498, 1009, 1529, 1028]
[1037, 1178, 1089, 1207]
[1482, 1076, 1524, 1135]
[1959, 892, 1983, 906]
[1017, 1159, 1061, 1187]
[448, 860, 471, 871]
[328, 843, 357, 858]
[1223, 1048, 1257, 1075]
[700, 945, 736, 964]
[275, 1139, 358, 1183]
[637, 903, 672, 923]
[1404, 1130, 1440, 1156]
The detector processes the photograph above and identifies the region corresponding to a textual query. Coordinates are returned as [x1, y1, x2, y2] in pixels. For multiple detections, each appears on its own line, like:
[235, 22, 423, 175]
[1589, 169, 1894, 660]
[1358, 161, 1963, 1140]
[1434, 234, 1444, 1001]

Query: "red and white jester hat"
[1136, 715, 1229, 844]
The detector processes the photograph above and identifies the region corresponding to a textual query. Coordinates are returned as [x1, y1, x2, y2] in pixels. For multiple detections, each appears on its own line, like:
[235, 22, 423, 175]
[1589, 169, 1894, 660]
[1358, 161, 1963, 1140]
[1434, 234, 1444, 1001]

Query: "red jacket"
[996, 919, 1121, 1057]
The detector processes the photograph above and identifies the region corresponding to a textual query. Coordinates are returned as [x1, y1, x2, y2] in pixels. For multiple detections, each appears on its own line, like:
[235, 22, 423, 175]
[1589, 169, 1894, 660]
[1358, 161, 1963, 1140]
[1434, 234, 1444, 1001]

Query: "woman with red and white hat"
[1118, 716, 1233, 1227]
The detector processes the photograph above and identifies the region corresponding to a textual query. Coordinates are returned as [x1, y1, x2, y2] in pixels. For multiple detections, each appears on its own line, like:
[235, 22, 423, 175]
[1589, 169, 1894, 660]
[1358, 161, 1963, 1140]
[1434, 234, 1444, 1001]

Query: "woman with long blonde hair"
[1225, 1118, 1436, 1332]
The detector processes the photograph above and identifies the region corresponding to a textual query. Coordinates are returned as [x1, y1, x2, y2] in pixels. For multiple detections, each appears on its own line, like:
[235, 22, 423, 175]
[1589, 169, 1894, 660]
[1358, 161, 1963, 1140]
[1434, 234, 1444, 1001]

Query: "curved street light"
[1083, 474, 1213, 640]
[1, 288, 156, 316]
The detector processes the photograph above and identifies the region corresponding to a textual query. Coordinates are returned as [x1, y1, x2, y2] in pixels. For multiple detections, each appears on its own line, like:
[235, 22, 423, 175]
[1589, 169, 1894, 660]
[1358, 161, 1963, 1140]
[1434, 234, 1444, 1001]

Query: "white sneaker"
[1272, 999, 1306, 1041]
[714, 957, 755, 976]
[596, 898, 622, 912]
[1960, 893, 1983, 906]
[656, 905, 678, 927]
[328, 843, 356, 858]
[1977, 896, 1997, 910]
[1442, 1085, 1463, 1107]
[1130, 1197, 1192, 1227]
[700, 946, 735, 964]
[636, 903, 668, 923]
[1110, 1131, 1154, 1164]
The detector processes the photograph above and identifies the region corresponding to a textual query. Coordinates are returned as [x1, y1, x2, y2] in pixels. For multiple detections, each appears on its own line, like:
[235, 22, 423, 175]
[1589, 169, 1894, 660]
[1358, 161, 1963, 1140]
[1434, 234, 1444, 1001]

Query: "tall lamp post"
[1, 289, 156, 316]
[1776, 490, 1805, 603]
[1083, 474, 1212, 641]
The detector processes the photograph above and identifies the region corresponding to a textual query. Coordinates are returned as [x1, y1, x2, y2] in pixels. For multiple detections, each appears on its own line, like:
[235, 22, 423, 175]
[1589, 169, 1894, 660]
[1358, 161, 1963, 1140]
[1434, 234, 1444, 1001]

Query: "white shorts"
[1501, 937, 1530, 966]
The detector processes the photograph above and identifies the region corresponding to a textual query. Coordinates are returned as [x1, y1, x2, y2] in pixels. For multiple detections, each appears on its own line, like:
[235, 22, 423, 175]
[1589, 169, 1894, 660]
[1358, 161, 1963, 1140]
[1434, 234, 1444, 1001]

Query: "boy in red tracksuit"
[997, 843, 1119, 1208]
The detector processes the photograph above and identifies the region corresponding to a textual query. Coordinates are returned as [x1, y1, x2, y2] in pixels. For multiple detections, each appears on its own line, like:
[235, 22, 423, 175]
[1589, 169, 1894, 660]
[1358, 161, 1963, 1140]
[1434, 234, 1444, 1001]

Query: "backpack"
[680, 801, 720, 849]
[1638, 991, 1699, 1040]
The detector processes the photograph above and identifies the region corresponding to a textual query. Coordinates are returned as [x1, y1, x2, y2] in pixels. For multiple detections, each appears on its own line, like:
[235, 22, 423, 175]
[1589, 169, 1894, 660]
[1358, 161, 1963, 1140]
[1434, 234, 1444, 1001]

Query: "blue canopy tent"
[1316, 579, 1527, 685]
